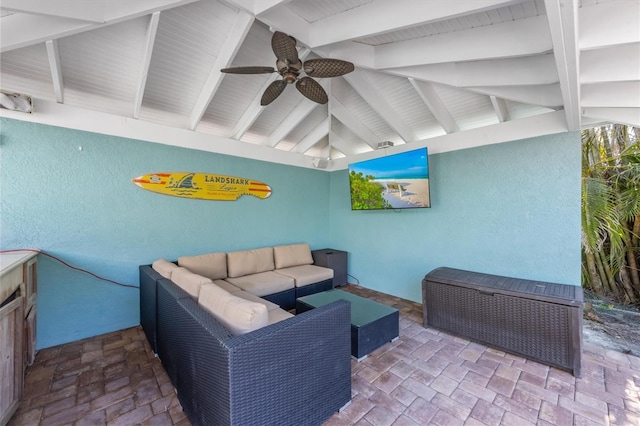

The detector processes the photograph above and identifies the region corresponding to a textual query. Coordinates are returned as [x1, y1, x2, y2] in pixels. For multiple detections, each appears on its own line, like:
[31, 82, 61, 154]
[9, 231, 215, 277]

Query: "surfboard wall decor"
[132, 172, 272, 201]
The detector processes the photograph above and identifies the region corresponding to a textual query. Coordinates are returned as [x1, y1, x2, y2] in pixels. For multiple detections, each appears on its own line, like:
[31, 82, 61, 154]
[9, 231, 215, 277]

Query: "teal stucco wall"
[328, 132, 581, 303]
[0, 118, 331, 348]
[1, 118, 581, 348]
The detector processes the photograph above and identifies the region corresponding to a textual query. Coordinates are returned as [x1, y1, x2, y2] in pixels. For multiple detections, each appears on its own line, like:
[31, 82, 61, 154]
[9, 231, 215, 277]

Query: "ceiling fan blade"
[271, 31, 299, 64]
[303, 59, 355, 78]
[220, 66, 276, 74]
[295, 77, 328, 104]
[261, 80, 287, 106]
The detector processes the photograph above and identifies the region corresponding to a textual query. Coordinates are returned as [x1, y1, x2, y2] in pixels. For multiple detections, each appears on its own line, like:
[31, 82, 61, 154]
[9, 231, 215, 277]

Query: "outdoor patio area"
[8, 285, 640, 426]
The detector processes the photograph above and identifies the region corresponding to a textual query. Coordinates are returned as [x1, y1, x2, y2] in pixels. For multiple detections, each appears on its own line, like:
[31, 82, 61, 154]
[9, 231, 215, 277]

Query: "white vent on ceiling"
[377, 141, 394, 149]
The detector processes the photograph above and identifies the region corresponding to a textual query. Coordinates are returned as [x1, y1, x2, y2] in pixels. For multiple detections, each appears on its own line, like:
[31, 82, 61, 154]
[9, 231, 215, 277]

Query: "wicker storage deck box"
[422, 267, 583, 377]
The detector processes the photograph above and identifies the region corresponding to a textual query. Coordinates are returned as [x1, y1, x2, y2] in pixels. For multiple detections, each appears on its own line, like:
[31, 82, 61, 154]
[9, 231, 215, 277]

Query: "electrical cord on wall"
[347, 273, 360, 285]
[0, 249, 138, 289]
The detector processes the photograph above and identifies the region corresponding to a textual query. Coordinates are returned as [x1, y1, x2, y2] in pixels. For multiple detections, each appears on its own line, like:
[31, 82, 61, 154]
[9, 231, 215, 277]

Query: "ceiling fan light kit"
[221, 31, 354, 106]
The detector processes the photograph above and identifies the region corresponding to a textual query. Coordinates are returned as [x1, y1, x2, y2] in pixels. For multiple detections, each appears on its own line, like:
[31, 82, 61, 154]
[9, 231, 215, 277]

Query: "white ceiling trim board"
[544, 0, 580, 130]
[133, 12, 160, 119]
[468, 83, 563, 108]
[330, 97, 378, 150]
[264, 96, 321, 147]
[581, 82, 640, 108]
[189, 11, 254, 130]
[490, 96, 510, 123]
[579, 1, 640, 50]
[0, 0, 200, 52]
[409, 78, 458, 134]
[582, 107, 640, 128]
[387, 54, 559, 87]
[293, 117, 330, 154]
[2, 0, 107, 23]
[306, 0, 521, 47]
[343, 70, 415, 143]
[45, 40, 64, 103]
[580, 44, 640, 84]
[329, 131, 357, 157]
[374, 15, 552, 69]
[256, 5, 309, 44]
[0, 98, 317, 169]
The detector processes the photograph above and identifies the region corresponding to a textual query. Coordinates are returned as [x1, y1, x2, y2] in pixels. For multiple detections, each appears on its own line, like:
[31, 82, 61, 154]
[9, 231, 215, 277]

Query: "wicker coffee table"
[296, 289, 399, 360]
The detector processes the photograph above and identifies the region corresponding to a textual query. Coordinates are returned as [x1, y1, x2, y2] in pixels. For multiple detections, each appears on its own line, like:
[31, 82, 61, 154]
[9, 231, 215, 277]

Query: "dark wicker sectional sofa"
[140, 265, 352, 426]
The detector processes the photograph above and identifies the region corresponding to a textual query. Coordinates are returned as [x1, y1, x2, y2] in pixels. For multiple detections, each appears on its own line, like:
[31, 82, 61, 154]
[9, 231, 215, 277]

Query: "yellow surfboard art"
[132, 172, 272, 201]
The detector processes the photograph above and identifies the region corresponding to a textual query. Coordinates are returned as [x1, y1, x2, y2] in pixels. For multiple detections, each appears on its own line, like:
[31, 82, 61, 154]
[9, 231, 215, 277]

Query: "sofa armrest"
[139, 265, 165, 353]
[225, 299, 352, 425]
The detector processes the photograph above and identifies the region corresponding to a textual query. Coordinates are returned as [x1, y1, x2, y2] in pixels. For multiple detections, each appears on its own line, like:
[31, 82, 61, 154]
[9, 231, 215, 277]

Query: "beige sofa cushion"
[273, 243, 313, 269]
[152, 259, 179, 279]
[198, 283, 268, 335]
[227, 247, 274, 278]
[178, 252, 227, 280]
[172, 267, 213, 298]
[225, 271, 294, 297]
[235, 291, 279, 311]
[274, 265, 334, 287]
[268, 308, 294, 325]
[212, 279, 242, 293]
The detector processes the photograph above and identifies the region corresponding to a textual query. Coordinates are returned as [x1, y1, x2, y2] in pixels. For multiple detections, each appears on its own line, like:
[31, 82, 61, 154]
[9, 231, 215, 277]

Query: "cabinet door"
[0, 296, 25, 425]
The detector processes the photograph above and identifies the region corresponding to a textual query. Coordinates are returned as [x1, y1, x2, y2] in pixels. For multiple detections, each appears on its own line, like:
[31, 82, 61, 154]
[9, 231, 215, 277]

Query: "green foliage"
[349, 171, 391, 210]
[582, 124, 640, 305]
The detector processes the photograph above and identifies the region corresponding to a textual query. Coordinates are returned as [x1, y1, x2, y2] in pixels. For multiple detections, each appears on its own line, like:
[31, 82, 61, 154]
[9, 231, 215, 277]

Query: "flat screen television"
[349, 147, 430, 210]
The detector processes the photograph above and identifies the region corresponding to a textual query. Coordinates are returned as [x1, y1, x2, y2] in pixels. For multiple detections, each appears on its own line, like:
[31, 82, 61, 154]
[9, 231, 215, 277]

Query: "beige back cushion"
[273, 244, 313, 269]
[152, 259, 179, 279]
[227, 247, 275, 278]
[198, 283, 268, 335]
[178, 252, 227, 280]
[171, 267, 212, 298]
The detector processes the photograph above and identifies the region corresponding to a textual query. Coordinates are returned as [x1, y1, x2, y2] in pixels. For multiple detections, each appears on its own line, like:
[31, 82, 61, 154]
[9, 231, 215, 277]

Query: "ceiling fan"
[221, 31, 354, 106]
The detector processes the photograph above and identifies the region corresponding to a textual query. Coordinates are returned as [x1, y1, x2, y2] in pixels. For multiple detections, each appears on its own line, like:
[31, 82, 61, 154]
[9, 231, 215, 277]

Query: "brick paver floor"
[9, 285, 640, 425]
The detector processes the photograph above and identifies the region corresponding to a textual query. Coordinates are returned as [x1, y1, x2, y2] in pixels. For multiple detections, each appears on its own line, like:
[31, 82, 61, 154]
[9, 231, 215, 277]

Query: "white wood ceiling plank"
[188, 11, 254, 130]
[544, 0, 580, 130]
[293, 117, 330, 154]
[580, 1, 640, 50]
[490, 96, 510, 122]
[265, 97, 321, 147]
[409, 78, 458, 134]
[374, 15, 551, 69]
[0, 0, 200, 53]
[305, 0, 523, 47]
[343, 70, 415, 143]
[133, 12, 160, 119]
[45, 40, 64, 103]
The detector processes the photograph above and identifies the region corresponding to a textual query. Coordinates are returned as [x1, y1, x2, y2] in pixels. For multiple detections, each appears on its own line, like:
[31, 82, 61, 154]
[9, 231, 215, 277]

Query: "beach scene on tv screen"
[349, 148, 430, 210]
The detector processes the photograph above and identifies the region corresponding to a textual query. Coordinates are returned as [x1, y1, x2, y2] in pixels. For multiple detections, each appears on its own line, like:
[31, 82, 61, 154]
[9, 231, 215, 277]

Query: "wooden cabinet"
[0, 252, 37, 425]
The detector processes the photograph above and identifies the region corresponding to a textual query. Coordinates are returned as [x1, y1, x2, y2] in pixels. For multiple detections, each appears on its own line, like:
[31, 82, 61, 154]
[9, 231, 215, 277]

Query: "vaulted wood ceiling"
[1, 0, 638, 170]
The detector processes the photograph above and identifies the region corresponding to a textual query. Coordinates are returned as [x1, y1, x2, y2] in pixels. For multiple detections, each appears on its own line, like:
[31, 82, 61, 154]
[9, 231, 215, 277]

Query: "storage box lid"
[424, 267, 583, 306]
